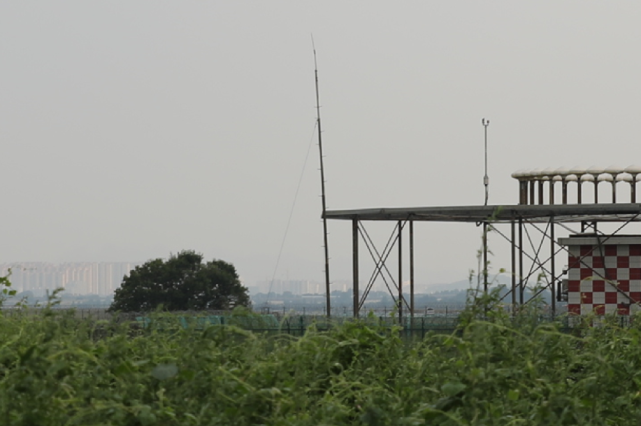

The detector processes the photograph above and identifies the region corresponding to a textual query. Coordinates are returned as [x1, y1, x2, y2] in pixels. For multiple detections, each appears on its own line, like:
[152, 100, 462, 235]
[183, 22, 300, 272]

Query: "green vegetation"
[109, 251, 250, 312]
[1, 274, 641, 424]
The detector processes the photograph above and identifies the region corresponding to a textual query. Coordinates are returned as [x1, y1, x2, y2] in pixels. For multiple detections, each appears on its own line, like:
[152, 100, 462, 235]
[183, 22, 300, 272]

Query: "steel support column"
[530, 181, 536, 205]
[511, 219, 516, 313]
[612, 182, 617, 204]
[578, 182, 582, 204]
[410, 220, 414, 318]
[519, 218, 524, 305]
[538, 181, 544, 205]
[483, 222, 488, 295]
[519, 181, 528, 204]
[352, 219, 359, 318]
[398, 221, 403, 323]
[550, 215, 556, 317]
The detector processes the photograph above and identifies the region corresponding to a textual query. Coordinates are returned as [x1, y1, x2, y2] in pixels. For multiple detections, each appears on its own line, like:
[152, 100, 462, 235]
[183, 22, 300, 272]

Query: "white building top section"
[512, 166, 641, 180]
[558, 235, 641, 246]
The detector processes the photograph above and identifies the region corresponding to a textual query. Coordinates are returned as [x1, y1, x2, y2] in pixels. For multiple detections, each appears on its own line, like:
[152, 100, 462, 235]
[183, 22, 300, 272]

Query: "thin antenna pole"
[312, 37, 331, 317]
[481, 118, 490, 301]
[482, 118, 490, 205]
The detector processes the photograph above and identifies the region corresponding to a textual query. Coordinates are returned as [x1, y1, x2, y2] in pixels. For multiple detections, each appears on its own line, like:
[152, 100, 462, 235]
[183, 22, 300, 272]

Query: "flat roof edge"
[324, 203, 641, 223]
[559, 235, 641, 246]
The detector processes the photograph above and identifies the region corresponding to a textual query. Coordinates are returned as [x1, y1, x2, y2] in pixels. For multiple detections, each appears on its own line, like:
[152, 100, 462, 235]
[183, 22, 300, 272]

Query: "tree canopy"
[109, 251, 250, 312]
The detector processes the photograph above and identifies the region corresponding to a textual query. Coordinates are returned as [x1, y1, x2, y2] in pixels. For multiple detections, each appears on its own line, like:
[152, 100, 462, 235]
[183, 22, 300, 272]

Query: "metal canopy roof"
[324, 203, 641, 223]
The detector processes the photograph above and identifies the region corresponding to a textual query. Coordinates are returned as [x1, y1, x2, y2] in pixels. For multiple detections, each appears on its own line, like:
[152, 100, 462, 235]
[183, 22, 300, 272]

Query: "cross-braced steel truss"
[326, 204, 641, 318]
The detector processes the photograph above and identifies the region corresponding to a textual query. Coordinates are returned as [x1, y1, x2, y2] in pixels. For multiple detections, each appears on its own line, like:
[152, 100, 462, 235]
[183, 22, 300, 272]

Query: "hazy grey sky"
[2, 2, 641, 288]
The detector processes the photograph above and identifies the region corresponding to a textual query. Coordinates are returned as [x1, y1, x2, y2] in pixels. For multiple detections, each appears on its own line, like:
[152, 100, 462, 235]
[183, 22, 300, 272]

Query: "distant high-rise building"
[0, 262, 139, 296]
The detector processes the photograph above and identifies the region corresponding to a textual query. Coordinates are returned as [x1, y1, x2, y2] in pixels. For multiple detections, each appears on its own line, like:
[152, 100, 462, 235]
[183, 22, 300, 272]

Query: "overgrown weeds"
[1, 274, 641, 424]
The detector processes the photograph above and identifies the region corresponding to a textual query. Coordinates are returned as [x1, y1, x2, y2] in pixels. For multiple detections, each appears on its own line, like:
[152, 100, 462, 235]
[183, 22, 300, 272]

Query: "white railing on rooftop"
[511, 165, 641, 205]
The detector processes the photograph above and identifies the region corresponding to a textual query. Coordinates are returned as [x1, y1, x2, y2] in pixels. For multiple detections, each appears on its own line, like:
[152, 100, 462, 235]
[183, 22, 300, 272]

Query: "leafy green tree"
[109, 251, 250, 312]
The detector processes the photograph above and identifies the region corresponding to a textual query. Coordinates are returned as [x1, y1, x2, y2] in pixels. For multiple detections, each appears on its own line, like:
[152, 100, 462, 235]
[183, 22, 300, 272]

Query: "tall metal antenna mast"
[481, 118, 490, 298]
[482, 118, 490, 205]
[312, 38, 331, 317]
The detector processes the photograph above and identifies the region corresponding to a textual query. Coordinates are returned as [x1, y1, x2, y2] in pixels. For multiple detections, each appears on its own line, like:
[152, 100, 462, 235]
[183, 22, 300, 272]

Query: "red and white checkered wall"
[565, 241, 641, 316]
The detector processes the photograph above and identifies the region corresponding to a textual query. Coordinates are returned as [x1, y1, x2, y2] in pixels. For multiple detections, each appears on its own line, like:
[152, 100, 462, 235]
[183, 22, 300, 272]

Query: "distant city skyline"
[0, 261, 474, 297]
[0, 262, 138, 296]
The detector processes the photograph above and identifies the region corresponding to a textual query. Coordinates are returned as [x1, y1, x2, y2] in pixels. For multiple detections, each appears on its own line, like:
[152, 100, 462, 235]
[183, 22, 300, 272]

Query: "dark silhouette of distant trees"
[109, 251, 250, 312]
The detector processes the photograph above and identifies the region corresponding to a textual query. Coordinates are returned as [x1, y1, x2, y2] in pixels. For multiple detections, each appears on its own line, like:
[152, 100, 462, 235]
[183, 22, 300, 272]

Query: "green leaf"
[152, 363, 178, 380]
[441, 381, 466, 397]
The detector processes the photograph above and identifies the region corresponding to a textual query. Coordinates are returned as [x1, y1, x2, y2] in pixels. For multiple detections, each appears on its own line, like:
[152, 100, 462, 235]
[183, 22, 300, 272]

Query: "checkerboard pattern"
[567, 244, 641, 316]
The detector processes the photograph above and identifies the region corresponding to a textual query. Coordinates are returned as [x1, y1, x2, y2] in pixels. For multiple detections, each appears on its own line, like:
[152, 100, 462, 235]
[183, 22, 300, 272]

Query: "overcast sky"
[2, 2, 641, 290]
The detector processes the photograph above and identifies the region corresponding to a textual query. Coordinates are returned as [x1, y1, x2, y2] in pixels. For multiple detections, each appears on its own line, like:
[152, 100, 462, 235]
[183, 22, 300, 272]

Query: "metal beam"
[410, 220, 415, 318]
[519, 218, 524, 305]
[358, 223, 400, 309]
[520, 180, 528, 205]
[398, 220, 403, 323]
[538, 180, 544, 205]
[483, 222, 488, 296]
[352, 219, 359, 317]
[325, 203, 641, 223]
[331, 201, 641, 318]
[530, 181, 536, 205]
[511, 219, 516, 312]
[550, 216, 556, 317]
